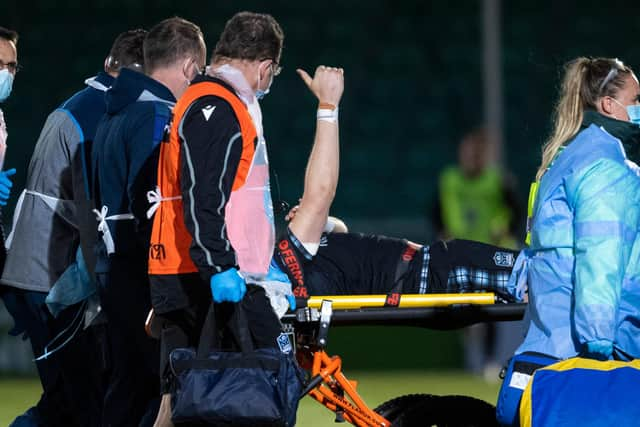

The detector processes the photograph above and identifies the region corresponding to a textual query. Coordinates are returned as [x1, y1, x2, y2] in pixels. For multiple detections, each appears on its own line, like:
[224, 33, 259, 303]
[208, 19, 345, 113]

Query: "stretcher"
[284, 293, 526, 427]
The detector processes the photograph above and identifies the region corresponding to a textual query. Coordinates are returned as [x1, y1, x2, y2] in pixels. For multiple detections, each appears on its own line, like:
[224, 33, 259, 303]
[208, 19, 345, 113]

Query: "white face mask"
[0, 69, 14, 103]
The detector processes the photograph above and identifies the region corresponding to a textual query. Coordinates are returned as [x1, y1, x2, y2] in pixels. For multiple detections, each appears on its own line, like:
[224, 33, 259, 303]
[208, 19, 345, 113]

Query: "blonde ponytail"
[536, 58, 590, 180]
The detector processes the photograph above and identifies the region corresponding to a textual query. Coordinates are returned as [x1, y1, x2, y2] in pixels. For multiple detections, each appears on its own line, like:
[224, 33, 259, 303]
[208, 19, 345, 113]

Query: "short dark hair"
[106, 29, 147, 73]
[144, 17, 204, 74]
[0, 27, 18, 45]
[213, 12, 284, 63]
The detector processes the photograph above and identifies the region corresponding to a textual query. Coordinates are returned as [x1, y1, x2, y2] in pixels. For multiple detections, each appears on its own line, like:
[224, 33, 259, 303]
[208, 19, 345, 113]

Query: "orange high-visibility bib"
[148, 80, 260, 279]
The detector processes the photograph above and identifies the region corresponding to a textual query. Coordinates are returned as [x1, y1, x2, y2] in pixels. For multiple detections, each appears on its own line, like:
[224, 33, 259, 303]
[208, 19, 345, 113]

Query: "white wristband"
[317, 108, 338, 123]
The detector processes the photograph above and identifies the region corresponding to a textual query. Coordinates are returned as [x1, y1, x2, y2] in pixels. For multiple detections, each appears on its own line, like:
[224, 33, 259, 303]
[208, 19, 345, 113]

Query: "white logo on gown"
[202, 105, 216, 121]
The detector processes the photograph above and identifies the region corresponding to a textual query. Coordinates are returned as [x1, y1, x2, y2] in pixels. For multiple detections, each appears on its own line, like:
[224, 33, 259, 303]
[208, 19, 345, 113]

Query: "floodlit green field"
[0, 371, 500, 426]
[0, 377, 42, 425]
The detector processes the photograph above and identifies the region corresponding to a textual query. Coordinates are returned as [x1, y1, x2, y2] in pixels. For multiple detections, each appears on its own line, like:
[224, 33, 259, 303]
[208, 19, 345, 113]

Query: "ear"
[182, 57, 193, 77]
[599, 96, 615, 115]
[258, 60, 271, 78]
[104, 56, 112, 73]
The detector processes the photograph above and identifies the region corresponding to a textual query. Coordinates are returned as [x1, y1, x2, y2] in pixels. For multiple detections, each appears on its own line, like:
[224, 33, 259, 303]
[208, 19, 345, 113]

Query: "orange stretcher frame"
[306, 349, 391, 427]
[292, 293, 525, 427]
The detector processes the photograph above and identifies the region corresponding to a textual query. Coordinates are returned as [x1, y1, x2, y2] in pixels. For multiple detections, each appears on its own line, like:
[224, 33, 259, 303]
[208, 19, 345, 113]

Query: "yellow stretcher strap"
[525, 181, 539, 246]
[306, 293, 496, 310]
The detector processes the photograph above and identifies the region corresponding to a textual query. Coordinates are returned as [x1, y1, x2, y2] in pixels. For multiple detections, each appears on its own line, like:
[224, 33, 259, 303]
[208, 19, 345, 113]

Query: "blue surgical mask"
[256, 87, 270, 101]
[612, 97, 640, 125]
[255, 64, 273, 101]
[627, 105, 640, 125]
[0, 69, 13, 103]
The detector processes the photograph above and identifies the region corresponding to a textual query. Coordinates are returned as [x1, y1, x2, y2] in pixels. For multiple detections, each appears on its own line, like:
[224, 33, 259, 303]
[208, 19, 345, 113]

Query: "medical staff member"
[508, 57, 640, 361]
[0, 30, 147, 427]
[147, 12, 289, 425]
[0, 26, 18, 259]
[92, 17, 205, 427]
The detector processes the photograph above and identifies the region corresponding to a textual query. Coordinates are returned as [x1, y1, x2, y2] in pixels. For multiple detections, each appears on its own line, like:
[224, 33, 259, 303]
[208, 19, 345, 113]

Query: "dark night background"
[2, 0, 639, 371]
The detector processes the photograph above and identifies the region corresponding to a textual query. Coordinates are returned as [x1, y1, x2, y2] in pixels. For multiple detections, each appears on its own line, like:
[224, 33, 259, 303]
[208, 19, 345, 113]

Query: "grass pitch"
[0, 370, 500, 426]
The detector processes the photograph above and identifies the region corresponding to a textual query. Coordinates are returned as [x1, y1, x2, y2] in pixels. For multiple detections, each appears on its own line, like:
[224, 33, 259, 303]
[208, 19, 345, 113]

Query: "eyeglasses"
[0, 59, 21, 74]
[261, 58, 282, 77]
[271, 61, 282, 77]
[188, 58, 206, 76]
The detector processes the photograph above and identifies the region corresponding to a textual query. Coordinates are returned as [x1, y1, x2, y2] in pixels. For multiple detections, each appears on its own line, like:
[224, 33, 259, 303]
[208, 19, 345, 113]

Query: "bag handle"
[196, 303, 219, 358]
[227, 302, 255, 354]
[196, 302, 255, 358]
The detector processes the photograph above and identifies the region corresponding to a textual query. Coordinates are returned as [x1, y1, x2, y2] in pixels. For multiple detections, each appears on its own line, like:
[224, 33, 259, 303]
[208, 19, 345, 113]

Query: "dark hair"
[106, 29, 147, 73]
[213, 12, 284, 63]
[0, 27, 18, 45]
[144, 17, 204, 74]
[461, 127, 488, 148]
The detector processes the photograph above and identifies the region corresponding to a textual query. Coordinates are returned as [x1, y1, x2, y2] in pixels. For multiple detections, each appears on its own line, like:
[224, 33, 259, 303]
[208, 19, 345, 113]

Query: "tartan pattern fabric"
[417, 245, 511, 297]
[446, 265, 510, 294]
[419, 247, 430, 294]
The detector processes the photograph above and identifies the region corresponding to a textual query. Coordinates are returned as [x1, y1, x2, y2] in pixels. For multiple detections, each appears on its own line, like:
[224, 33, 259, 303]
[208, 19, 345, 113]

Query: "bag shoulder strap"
[196, 303, 219, 358]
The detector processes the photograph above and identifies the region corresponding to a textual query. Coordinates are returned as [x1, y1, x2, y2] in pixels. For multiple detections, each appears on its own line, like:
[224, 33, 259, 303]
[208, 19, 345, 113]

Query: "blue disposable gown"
[509, 124, 640, 360]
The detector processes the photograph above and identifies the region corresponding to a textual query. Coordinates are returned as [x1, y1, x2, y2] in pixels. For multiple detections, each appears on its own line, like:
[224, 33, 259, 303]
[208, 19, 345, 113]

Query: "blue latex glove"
[583, 339, 614, 361]
[266, 257, 290, 282]
[210, 268, 246, 303]
[0, 168, 16, 206]
[266, 258, 295, 311]
[286, 294, 296, 311]
[287, 294, 296, 311]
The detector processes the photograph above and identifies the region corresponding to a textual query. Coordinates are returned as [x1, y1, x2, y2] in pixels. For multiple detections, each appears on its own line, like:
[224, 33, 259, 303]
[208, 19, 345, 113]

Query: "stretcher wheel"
[394, 395, 498, 426]
[374, 394, 438, 424]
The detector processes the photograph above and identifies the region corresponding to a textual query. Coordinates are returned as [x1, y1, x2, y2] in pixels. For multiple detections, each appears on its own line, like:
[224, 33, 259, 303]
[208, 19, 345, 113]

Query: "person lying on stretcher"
[258, 71, 520, 316]
[264, 212, 519, 317]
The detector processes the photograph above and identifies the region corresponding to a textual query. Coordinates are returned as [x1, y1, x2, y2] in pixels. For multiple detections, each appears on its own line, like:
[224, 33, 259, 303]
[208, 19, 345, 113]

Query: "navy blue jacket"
[63, 71, 115, 197]
[66, 72, 115, 276]
[91, 69, 174, 269]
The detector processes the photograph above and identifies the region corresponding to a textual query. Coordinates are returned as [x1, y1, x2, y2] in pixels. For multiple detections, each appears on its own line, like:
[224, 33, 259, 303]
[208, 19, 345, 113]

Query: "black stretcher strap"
[384, 243, 420, 307]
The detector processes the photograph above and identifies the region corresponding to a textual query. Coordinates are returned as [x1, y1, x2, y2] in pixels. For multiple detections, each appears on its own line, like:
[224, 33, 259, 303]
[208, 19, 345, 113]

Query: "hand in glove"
[210, 268, 246, 303]
[0, 168, 16, 206]
[265, 258, 296, 311]
[582, 339, 613, 361]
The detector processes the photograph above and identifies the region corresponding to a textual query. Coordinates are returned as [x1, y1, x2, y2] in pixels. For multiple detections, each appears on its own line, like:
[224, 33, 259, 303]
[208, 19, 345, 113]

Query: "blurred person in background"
[0, 29, 146, 427]
[433, 128, 520, 247]
[92, 17, 205, 427]
[432, 127, 523, 379]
